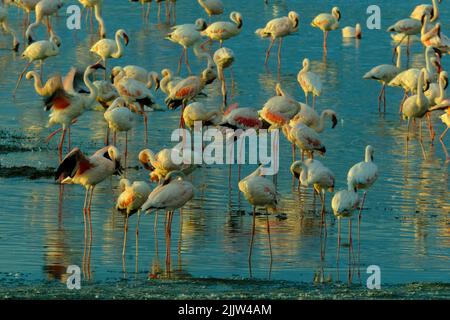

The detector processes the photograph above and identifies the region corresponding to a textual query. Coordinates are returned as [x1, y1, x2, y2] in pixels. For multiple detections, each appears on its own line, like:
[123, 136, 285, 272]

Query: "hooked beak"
[331, 115, 338, 129]
[13, 42, 20, 52]
[91, 63, 106, 70]
[123, 33, 129, 46]
[155, 78, 160, 91]
[110, 73, 115, 84]
[27, 36, 34, 45]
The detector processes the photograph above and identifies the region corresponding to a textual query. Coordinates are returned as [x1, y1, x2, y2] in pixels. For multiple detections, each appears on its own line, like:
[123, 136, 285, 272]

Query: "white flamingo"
[255, 11, 299, 68]
[90, 29, 129, 78]
[347, 145, 378, 253]
[201, 11, 243, 47]
[411, 0, 442, 22]
[182, 102, 220, 130]
[421, 22, 450, 54]
[297, 58, 323, 108]
[116, 178, 151, 259]
[217, 104, 262, 130]
[141, 171, 195, 269]
[25, 0, 63, 43]
[387, 18, 422, 58]
[213, 47, 235, 108]
[166, 18, 208, 75]
[104, 97, 134, 166]
[79, 0, 106, 38]
[0, 6, 19, 51]
[363, 46, 402, 113]
[238, 165, 278, 276]
[160, 68, 182, 95]
[12, 0, 40, 28]
[290, 159, 335, 229]
[311, 7, 341, 53]
[342, 23, 362, 39]
[13, 30, 61, 96]
[402, 68, 430, 158]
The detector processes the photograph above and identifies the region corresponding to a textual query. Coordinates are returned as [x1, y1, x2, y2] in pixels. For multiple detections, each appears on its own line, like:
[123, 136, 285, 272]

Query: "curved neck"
[431, 0, 439, 22]
[316, 112, 328, 133]
[112, 32, 125, 58]
[94, 3, 105, 37]
[365, 149, 372, 162]
[84, 68, 98, 106]
[29, 71, 45, 95]
[416, 71, 426, 103]
[396, 47, 402, 69]
[421, 15, 430, 36]
[160, 73, 171, 93]
[439, 76, 447, 100]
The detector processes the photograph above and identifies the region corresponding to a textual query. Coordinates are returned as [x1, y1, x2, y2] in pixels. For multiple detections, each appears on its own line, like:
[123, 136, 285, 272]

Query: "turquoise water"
[0, 0, 449, 299]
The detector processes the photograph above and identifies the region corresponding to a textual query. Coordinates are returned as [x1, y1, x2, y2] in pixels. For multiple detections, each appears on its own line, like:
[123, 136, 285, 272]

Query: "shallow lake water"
[0, 0, 449, 299]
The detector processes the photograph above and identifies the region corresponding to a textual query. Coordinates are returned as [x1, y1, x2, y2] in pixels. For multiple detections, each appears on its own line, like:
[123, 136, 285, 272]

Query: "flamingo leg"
[220, 69, 227, 110]
[113, 130, 117, 146]
[13, 60, 32, 96]
[399, 91, 408, 114]
[67, 127, 71, 151]
[337, 217, 341, 264]
[82, 187, 89, 278]
[264, 38, 275, 65]
[323, 31, 328, 52]
[277, 38, 283, 72]
[248, 206, 256, 278]
[312, 95, 316, 109]
[146, 2, 151, 21]
[122, 212, 129, 259]
[124, 131, 128, 171]
[406, 117, 411, 155]
[419, 119, 427, 159]
[105, 127, 110, 145]
[377, 84, 385, 113]
[58, 128, 67, 163]
[439, 127, 450, 163]
[177, 48, 184, 75]
[86, 185, 95, 280]
[266, 210, 273, 277]
[426, 113, 435, 145]
[135, 210, 141, 273]
[184, 47, 192, 75]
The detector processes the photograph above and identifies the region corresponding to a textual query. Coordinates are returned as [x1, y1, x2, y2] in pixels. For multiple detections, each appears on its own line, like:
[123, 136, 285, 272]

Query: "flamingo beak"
[155, 78, 160, 91]
[91, 63, 106, 70]
[13, 42, 20, 52]
[123, 33, 129, 46]
[331, 115, 338, 129]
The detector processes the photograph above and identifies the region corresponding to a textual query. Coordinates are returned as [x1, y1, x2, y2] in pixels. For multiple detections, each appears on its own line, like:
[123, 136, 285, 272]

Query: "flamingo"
[79, 0, 106, 38]
[160, 68, 182, 95]
[112, 68, 156, 145]
[45, 63, 105, 162]
[331, 180, 359, 263]
[93, 80, 118, 109]
[111, 65, 160, 90]
[198, 0, 223, 21]
[425, 70, 448, 106]
[238, 165, 278, 277]
[55, 146, 123, 268]
[104, 97, 134, 167]
[155, 0, 169, 22]
[347, 145, 378, 257]
[342, 23, 362, 39]
[166, 18, 208, 74]
[0, 6, 19, 51]
[363, 46, 402, 113]
[255, 11, 299, 69]
[402, 68, 430, 158]
[421, 22, 450, 54]
[429, 100, 450, 163]
[217, 105, 262, 130]
[90, 29, 129, 78]
[141, 171, 195, 270]
[282, 123, 326, 160]
[387, 18, 422, 58]
[201, 11, 243, 47]
[12, 0, 40, 29]
[411, 0, 442, 22]
[289, 103, 337, 133]
[116, 178, 151, 259]
[259, 83, 300, 130]
[13, 30, 61, 96]
[213, 47, 235, 108]
[139, 148, 199, 183]
[311, 7, 341, 53]
[25, 0, 63, 44]
[182, 102, 220, 130]
[290, 159, 335, 229]
[297, 58, 323, 108]
[165, 65, 217, 128]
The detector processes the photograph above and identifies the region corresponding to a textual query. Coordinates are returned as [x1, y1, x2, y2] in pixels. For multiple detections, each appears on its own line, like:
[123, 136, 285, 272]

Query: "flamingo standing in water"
[201, 11, 243, 47]
[282, 123, 326, 160]
[104, 97, 134, 167]
[166, 18, 208, 75]
[363, 46, 402, 113]
[13, 30, 61, 96]
[12, 0, 40, 29]
[198, 0, 223, 22]
[255, 11, 299, 70]
[410, 0, 442, 22]
[182, 102, 220, 129]
[90, 29, 129, 78]
[290, 159, 335, 230]
[0, 6, 19, 51]
[213, 47, 235, 109]
[116, 178, 151, 261]
[289, 104, 337, 133]
[402, 68, 431, 158]
[141, 171, 195, 271]
[342, 23, 362, 39]
[79, 0, 106, 38]
[25, 0, 63, 44]
[238, 165, 278, 277]
[297, 58, 322, 108]
[129, 0, 153, 22]
[429, 89, 450, 163]
[45, 63, 105, 162]
[331, 180, 359, 263]
[311, 7, 341, 54]
[387, 18, 422, 59]
[160, 68, 182, 95]
[347, 145, 378, 261]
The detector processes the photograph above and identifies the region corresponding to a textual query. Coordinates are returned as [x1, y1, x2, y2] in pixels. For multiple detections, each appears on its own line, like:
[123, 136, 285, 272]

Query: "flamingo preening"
[111, 65, 160, 90]
[213, 47, 235, 109]
[298, 58, 323, 108]
[342, 23, 362, 39]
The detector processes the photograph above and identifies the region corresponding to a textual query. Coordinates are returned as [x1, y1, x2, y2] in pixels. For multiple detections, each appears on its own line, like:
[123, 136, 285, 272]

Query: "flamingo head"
[230, 12, 243, 29]
[118, 29, 129, 46]
[332, 7, 341, 21]
[288, 11, 299, 29]
[195, 18, 208, 31]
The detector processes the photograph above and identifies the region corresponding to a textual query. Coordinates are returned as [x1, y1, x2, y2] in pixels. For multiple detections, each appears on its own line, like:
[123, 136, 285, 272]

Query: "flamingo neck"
[30, 72, 45, 95]
[396, 48, 402, 69]
[315, 112, 328, 133]
[84, 68, 98, 107]
[416, 71, 426, 105]
[439, 76, 447, 100]
[94, 3, 106, 37]
[431, 0, 439, 22]
[112, 32, 125, 59]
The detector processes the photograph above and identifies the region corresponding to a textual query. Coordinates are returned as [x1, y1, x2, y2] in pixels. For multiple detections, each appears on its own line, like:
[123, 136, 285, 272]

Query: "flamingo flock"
[1, 0, 449, 282]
